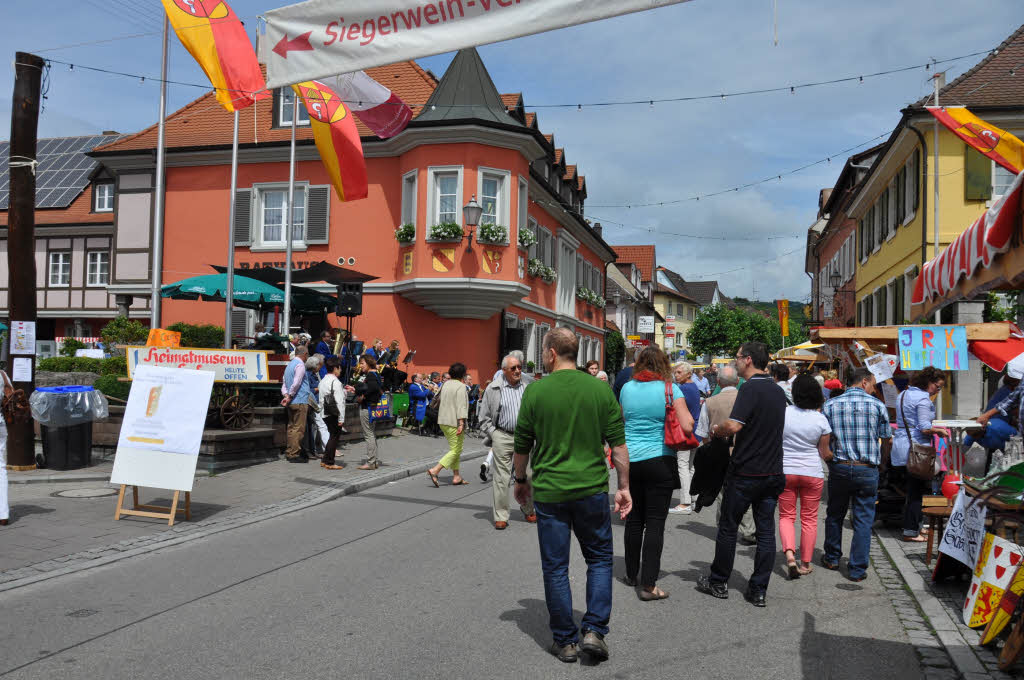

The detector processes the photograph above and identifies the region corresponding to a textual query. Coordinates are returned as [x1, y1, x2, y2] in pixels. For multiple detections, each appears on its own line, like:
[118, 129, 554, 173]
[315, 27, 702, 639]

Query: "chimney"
[101, 130, 119, 136]
[593, 222, 602, 237]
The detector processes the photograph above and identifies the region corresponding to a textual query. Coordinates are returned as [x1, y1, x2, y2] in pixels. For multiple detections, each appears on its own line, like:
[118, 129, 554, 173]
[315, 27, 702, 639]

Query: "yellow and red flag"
[776, 299, 790, 337]
[928, 107, 1024, 173]
[291, 81, 368, 202]
[160, 0, 267, 112]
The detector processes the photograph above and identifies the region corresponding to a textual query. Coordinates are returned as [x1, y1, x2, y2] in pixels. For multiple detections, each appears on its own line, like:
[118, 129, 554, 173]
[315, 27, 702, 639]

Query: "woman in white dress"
[1, 368, 11, 525]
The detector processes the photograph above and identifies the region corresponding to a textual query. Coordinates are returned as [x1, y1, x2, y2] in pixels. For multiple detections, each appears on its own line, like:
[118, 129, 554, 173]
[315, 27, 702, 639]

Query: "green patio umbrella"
[161, 274, 285, 309]
[0, 321, 7, 332]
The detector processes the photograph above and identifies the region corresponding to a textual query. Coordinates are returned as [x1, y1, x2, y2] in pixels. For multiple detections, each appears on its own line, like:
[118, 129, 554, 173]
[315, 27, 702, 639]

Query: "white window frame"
[86, 250, 109, 287]
[903, 264, 917, 323]
[885, 181, 897, 241]
[400, 170, 418, 235]
[557, 233, 580, 316]
[252, 183, 308, 250]
[871, 205, 881, 255]
[48, 251, 71, 287]
[538, 323, 551, 373]
[427, 165, 464, 228]
[517, 176, 529, 246]
[522, 318, 536, 366]
[93, 182, 114, 212]
[279, 88, 310, 126]
[527, 217, 539, 260]
[538, 226, 554, 267]
[993, 161, 1016, 203]
[505, 312, 518, 328]
[477, 167, 511, 227]
[885, 277, 897, 325]
[905, 152, 918, 223]
[871, 286, 882, 326]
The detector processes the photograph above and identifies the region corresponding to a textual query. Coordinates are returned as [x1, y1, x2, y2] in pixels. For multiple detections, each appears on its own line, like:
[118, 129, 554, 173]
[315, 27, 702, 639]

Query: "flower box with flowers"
[528, 258, 557, 284]
[477, 223, 509, 245]
[517, 228, 537, 250]
[394, 223, 415, 244]
[426, 222, 464, 242]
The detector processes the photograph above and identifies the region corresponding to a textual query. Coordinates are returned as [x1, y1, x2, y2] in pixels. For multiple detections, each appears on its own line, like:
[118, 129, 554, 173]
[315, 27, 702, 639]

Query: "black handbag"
[900, 392, 937, 481]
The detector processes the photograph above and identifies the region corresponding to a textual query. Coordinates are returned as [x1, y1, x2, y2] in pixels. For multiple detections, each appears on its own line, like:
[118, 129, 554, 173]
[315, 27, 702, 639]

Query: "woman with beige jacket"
[427, 362, 470, 487]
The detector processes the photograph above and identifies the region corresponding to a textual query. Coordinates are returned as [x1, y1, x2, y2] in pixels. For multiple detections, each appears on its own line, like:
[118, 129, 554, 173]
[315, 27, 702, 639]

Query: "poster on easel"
[110, 365, 215, 493]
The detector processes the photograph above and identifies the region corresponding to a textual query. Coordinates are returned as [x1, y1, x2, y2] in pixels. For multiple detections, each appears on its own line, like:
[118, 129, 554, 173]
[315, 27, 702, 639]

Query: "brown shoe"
[494, 521, 508, 530]
[524, 513, 538, 524]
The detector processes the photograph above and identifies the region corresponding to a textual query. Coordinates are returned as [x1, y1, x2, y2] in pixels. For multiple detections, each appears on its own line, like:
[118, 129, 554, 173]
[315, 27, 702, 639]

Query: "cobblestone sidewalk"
[874, 526, 1023, 680]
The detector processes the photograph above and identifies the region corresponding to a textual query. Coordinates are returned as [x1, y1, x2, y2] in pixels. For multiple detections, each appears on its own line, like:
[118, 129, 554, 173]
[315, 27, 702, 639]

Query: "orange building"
[92, 49, 614, 380]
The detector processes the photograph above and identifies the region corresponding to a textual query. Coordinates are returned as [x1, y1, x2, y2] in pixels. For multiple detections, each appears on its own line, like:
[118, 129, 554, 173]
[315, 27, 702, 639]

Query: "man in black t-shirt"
[697, 342, 787, 608]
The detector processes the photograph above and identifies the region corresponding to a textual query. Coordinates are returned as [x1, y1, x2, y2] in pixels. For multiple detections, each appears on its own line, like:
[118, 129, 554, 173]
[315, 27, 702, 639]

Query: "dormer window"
[93, 182, 114, 212]
[278, 88, 310, 126]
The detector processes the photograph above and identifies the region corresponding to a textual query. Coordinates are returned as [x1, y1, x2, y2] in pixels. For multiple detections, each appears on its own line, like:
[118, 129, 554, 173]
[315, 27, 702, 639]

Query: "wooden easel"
[113, 485, 191, 526]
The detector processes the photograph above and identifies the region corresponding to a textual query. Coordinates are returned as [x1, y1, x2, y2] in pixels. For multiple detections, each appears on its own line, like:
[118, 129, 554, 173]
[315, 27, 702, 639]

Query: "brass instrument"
[332, 329, 345, 356]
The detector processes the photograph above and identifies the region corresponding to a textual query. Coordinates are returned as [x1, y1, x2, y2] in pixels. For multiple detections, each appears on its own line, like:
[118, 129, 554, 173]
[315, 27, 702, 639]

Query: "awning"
[211, 260, 378, 286]
[910, 170, 1024, 319]
[967, 322, 1024, 372]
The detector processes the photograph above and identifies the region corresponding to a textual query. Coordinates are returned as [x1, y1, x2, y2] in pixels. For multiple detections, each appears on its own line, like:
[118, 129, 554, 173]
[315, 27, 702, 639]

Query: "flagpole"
[225, 109, 240, 349]
[150, 15, 170, 328]
[283, 94, 297, 336]
[933, 72, 941, 325]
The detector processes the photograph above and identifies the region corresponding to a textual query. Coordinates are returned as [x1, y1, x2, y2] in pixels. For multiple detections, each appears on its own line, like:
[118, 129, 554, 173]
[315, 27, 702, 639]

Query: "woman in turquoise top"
[619, 346, 694, 600]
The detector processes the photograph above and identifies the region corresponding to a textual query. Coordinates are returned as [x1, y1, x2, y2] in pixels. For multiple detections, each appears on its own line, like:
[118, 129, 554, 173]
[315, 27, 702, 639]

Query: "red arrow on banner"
[273, 31, 314, 59]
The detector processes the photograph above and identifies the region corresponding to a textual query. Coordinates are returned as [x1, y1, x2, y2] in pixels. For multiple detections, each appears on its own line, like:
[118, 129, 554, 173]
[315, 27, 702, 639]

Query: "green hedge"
[37, 357, 104, 373]
[93, 374, 132, 401]
[100, 355, 127, 375]
[166, 322, 224, 349]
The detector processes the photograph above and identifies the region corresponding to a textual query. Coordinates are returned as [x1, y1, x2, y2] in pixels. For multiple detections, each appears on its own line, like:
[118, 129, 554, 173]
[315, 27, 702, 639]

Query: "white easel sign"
[110, 365, 215, 493]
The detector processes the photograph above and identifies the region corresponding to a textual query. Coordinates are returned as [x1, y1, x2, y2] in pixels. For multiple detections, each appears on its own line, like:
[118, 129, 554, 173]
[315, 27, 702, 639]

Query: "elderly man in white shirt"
[480, 350, 526, 482]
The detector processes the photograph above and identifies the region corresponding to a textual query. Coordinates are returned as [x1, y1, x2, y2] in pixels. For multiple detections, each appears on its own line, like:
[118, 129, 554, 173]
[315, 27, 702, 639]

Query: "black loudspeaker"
[337, 283, 363, 316]
[503, 327, 524, 353]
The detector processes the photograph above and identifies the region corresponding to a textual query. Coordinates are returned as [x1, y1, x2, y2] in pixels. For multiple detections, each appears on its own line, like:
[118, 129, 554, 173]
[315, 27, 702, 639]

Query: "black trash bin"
[31, 386, 108, 470]
[40, 422, 93, 471]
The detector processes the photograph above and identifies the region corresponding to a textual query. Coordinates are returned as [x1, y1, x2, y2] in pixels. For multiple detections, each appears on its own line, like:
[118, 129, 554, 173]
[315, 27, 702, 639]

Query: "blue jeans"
[824, 464, 879, 579]
[534, 492, 613, 646]
[709, 474, 786, 593]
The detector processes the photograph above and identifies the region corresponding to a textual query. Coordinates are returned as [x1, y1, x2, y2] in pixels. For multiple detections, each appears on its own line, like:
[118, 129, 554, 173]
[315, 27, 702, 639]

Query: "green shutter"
[964, 147, 993, 201]
[306, 186, 330, 244]
[233, 189, 252, 246]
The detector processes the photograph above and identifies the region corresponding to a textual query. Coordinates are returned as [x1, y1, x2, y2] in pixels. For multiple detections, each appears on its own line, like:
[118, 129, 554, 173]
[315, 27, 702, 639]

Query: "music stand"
[401, 350, 416, 364]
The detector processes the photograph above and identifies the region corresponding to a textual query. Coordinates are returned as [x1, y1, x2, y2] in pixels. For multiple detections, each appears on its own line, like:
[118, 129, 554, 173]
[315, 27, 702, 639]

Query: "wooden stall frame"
[113, 485, 192, 526]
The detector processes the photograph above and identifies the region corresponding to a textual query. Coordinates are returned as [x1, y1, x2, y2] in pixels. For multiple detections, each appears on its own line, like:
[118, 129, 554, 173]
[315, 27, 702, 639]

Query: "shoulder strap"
[899, 391, 912, 439]
[665, 381, 673, 409]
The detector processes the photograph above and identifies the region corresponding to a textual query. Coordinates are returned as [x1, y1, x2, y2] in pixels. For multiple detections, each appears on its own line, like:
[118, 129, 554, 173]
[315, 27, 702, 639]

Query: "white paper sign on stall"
[939, 489, 988, 567]
[110, 365, 215, 493]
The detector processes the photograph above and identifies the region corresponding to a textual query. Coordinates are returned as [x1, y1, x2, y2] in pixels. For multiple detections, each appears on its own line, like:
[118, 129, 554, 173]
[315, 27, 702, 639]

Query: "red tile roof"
[612, 245, 656, 281]
[500, 93, 522, 110]
[911, 24, 1024, 110]
[563, 164, 577, 181]
[554, 148, 564, 164]
[605, 319, 621, 333]
[577, 175, 586, 191]
[96, 61, 439, 152]
[656, 283, 697, 303]
[525, 112, 536, 128]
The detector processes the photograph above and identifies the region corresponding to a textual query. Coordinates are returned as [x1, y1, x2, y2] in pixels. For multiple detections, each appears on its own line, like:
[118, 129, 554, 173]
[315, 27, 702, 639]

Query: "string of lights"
[38, 46, 1000, 111]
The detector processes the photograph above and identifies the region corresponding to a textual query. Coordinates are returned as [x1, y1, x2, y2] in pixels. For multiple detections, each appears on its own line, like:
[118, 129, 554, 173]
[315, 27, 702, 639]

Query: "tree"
[605, 330, 625, 374]
[687, 304, 743, 357]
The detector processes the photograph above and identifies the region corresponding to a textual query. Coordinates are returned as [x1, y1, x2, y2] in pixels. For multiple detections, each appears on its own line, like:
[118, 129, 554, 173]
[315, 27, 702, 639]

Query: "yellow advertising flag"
[776, 299, 790, 337]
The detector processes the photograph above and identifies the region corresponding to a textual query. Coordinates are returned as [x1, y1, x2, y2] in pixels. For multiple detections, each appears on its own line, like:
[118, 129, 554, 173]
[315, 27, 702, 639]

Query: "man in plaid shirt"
[821, 367, 892, 582]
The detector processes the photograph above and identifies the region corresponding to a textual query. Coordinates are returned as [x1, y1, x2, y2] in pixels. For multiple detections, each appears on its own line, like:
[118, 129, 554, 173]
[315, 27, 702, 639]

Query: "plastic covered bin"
[29, 386, 109, 470]
[29, 385, 109, 427]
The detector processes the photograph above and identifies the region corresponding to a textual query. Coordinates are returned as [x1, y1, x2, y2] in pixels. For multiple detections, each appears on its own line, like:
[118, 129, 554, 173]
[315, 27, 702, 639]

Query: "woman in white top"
[318, 357, 347, 470]
[778, 374, 833, 578]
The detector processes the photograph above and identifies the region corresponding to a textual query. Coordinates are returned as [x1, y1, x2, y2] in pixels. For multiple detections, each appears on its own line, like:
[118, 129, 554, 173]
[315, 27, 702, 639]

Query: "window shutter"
[910, 150, 920, 213]
[229, 308, 250, 344]
[233, 189, 252, 245]
[576, 255, 584, 288]
[528, 221, 537, 260]
[964, 148, 993, 201]
[306, 185, 330, 244]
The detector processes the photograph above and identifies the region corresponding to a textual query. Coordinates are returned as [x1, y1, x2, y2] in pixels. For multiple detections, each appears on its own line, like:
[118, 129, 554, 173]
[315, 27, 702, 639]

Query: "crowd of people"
[274, 325, 995, 665]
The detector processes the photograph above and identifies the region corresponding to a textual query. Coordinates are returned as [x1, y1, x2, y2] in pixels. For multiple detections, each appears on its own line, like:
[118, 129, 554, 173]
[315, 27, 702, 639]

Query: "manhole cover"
[55, 488, 119, 498]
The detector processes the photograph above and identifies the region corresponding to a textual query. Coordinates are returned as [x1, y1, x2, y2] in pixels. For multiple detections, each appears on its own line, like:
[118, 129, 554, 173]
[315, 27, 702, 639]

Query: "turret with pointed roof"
[414, 48, 524, 127]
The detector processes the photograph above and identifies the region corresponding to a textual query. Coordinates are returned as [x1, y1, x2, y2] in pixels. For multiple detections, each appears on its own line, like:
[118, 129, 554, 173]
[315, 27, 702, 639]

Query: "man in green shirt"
[513, 327, 631, 664]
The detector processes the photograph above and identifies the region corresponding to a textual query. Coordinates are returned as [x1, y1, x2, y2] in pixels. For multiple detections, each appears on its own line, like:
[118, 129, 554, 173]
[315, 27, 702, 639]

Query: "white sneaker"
[668, 504, 692, 515]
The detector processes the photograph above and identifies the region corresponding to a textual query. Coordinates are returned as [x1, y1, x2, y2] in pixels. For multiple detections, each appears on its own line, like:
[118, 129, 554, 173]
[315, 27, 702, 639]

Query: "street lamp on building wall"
[829, 270, 855, 322]
[462, 195, 483, 253]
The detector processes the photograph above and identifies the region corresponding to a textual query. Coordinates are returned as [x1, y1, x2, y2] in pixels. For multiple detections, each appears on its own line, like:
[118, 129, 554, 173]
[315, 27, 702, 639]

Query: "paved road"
[0, 475, 924, 680]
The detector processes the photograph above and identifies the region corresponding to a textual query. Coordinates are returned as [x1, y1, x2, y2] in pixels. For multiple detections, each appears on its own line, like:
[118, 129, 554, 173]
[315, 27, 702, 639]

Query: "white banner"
[939, 489, 987, 568]
[126, 346, 271, 383]
[110, 366, 215, 492]
[265, 0, 692, 88]
[638, 316, 655, 333]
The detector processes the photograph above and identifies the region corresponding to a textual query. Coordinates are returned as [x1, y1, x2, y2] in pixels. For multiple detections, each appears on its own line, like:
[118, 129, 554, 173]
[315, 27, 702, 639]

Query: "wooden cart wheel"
[220, 394, 255, 430]
[1000, 611, 1024, 671]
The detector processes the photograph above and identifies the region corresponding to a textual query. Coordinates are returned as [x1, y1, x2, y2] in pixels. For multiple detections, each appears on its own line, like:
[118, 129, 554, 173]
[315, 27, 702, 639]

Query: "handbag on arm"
[901, 391, 937, 481]
[664, 381, 700, 451]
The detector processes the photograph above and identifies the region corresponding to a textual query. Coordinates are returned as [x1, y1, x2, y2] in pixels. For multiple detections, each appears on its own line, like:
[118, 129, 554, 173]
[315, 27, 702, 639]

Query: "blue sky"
[1, 0, 1020, 301]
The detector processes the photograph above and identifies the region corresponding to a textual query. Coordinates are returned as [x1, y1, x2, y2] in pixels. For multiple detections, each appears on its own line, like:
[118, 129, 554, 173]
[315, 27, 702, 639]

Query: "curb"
[874, 529, 989, 678]
[0, 447, 487, 594]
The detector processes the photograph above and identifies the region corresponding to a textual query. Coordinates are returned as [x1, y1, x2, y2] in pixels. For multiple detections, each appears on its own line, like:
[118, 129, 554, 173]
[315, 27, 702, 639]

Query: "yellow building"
[845, 25, 1024, 416]
[655, 266, 724, 357]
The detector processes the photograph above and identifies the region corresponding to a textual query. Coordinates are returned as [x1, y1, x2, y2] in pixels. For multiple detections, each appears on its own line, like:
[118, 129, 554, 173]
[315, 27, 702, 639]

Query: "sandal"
[451, 478, 469, 485]
[427, 471, 439, 487]
[785, 551, 800, 580]
[796, 563, 814, 576]
[638, 587, 670, 601]
[902, 534, 928, 543]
